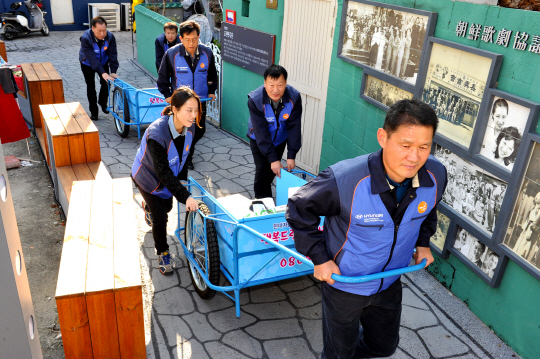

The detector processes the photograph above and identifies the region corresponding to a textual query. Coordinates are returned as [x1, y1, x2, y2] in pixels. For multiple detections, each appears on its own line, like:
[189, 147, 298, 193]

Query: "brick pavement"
[4, 31, 520, 359]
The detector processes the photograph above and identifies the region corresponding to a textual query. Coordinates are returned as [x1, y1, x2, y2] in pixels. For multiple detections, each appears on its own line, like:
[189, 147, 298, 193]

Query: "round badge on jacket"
[283, 114, 289, 119]
[185, 145, 190, 152]
[418, 201, 428, 214]
[200, 63, 205, 68]
[104, 47, 108, 50]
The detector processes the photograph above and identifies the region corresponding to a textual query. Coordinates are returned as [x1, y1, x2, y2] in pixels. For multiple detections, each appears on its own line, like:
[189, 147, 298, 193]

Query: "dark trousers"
[187, 102, 206, 163]
[136, 183, 173, 255]
[80, 62, 110, 117]
[321, 279, 402, 359]
[249, 139, 287, 199]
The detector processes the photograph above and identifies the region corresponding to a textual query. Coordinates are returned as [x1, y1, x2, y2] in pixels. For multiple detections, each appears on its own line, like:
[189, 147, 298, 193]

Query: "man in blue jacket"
[247, 64, 302, 199]
[79, 16, 119, 121]
[155, 22, 181, 72]
[286, 99, 447, 359]
[157, 20, 217, 170]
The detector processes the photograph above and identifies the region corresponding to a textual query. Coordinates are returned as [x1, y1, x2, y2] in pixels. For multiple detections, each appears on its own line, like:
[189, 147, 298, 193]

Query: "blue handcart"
[176, 170, 427, 317]
[107, 78, 210, 139]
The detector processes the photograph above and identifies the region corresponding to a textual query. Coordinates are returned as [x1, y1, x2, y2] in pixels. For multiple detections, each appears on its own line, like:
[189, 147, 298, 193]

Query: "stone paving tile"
[7, 31, 521, 359]
[418, 326, 470, 358]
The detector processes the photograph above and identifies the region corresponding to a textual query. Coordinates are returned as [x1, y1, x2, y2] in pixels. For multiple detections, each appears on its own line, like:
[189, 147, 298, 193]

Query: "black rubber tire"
[2, 24, 16, 40]
[40, 20, 49, 36]
[113, 87, 130, 138]
[184, 201, 220, 299]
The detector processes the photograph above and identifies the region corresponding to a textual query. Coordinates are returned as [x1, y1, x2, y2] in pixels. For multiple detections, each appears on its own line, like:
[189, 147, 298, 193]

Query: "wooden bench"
[0, 39, 7, 62]
[55, 178, 145, 359]
[41, 102, 103, 213]
[20, 62, 65, 153]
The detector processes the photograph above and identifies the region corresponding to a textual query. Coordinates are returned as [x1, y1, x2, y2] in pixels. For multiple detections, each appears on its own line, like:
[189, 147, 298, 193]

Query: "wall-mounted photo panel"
[434, 143, 507, 235]
[450, 225, 507, 287]
[360, 71, 414, 111]
[472, 89, 540, 177]
[421, 38, 503, 152]
[500, 138, 540, 280]
[338, 0, 437, 86]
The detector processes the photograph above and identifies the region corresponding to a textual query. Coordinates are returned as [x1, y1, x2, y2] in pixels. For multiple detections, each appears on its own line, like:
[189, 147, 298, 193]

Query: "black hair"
[162, 87, 202, 128]
[383, 99, 438, 137]
[263, 64, 288, 81]
[91, 16, 107, 27]
[179, 20, 200, 37]
[494, 126, 521, 166]
[164, 22, 178, 33]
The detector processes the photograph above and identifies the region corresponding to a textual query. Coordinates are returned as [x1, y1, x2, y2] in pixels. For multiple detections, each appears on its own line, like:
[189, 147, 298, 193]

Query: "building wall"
[220, 0, 284, 139]
[0, 0, 126, 32]
[322, 1, 540, 358]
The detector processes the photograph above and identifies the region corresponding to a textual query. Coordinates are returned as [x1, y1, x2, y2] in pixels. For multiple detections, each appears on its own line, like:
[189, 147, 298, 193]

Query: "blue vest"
[174, 49, 209, 98]
[131, 116, 194, 199]
[247, 86, 296, 146]
[82, 39, 109, 67]
[328, 155, 444, 296]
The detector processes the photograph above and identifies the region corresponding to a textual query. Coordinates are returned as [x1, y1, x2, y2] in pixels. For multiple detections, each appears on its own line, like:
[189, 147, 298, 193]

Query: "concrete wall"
[220, 0, 284, 139]
[322, 1, 540, 358]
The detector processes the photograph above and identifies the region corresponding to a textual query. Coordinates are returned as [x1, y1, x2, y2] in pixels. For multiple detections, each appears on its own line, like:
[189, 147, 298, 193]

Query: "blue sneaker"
[158, 252, 173, 275]
[142, 201, 153, 227]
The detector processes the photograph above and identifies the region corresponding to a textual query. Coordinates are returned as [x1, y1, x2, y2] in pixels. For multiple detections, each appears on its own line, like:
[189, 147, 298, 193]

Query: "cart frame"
[175, 171, 427, 317]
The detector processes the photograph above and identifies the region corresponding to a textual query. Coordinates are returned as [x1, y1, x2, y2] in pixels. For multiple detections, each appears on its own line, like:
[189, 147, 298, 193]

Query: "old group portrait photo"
[364, 74, 413, 108]
[340, 1, 429, 84]
[454, 227, 500, 278]
[435, 144, 507, 234]
[479, 96, 530, 171]
[504, 143, 540, 270]
[431, 210, 450, 251]
[423, 43, 493, 148]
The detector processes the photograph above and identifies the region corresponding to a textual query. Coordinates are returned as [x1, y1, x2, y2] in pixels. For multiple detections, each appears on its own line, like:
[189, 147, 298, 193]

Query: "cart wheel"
[184, 201, 220, 299]
[113, 87, 131, 138]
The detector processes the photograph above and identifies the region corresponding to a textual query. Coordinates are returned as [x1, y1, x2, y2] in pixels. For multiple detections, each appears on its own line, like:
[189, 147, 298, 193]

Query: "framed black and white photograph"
[421, 38, 503, 151]
[434, 144, 507, 235]
[430, 209, 452, 258]
[501, 138, 540, 279]
[338, 0, 437, 86]
[473, 90, 540, 175]
[450, 225, 507, 287]
[360, 72, 414, 111]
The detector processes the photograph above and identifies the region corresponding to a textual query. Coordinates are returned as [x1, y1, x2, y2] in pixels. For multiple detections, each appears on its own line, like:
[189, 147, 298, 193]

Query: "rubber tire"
[185, 201, 220, 299]
[2, 24, 16, 40]
[40, 20, 49, 36]
[113, 87, 130, 138]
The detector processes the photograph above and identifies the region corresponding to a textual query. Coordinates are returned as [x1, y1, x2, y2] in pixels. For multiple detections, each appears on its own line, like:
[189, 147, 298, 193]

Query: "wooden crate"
[55, 179, 145, 359]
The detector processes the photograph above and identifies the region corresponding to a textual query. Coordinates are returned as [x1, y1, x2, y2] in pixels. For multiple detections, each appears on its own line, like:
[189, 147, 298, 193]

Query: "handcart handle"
[233, 224, 427, 283]
[107, 78, 212, 103]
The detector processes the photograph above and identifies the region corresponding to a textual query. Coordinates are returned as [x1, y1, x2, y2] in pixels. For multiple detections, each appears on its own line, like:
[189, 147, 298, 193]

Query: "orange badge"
[418, 201, 428, 214]
[104, 46, 108, 50]
[200, 63, 205, 68]
[186, 145, 190, 152]
[283, 114, 289, 119]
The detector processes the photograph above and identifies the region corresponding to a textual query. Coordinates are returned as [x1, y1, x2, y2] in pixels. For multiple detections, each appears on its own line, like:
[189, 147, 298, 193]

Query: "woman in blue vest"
[79, 16, 119, 121]
[132, 87, 201, 275]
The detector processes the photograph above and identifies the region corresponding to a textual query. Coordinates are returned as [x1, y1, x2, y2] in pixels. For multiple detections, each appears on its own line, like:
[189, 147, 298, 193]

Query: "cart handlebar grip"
[233, 224, 427, 284]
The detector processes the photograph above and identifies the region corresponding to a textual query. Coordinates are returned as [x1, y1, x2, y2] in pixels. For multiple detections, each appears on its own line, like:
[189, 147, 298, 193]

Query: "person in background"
[79, 16, 119, 121]
[181, 0, 205, 21]
[286, 99, 446, 359]
[155, 22, 181, 72]
[157, 20, 218, 170]
[247, 64, 303, 199]
[131, 87, 201, 275]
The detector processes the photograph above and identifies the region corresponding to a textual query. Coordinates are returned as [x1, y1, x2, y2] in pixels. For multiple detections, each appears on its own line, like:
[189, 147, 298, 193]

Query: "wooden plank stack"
[40, 102, 104, 213]
[55, 179, 145, 359]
